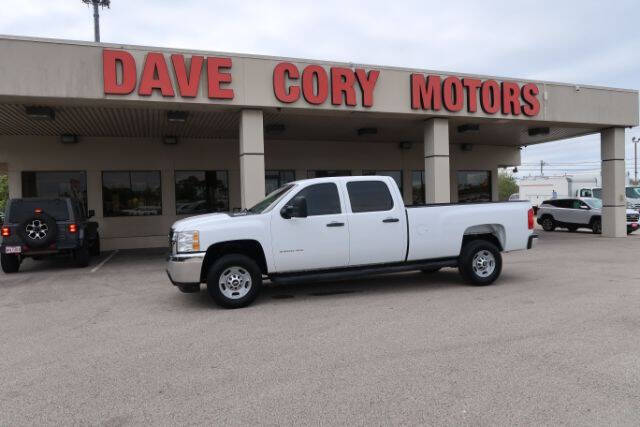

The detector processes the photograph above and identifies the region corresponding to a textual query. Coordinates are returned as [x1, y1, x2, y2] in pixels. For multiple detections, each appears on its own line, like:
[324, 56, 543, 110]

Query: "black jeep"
[0, 198, 100, 273]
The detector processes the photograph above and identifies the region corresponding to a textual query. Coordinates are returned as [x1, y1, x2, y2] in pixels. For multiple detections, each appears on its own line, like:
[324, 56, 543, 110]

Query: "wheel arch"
[200, 239, 268, 282]
[589, 215, 601, 225]
[461, 224, 505, 252]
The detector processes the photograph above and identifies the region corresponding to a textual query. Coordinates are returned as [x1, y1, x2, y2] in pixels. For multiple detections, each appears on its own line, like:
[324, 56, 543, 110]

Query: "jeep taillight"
[68, 224, 78, 233]
[528, 208, 534, 230]
[1, 226, 9, 237]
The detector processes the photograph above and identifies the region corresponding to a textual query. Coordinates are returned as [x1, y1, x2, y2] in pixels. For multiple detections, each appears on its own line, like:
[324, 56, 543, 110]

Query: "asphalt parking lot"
[1, 229, 640, 425]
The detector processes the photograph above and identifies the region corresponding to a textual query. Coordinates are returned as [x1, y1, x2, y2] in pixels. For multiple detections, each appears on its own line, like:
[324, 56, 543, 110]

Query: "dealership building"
[0, 35, 637, 249]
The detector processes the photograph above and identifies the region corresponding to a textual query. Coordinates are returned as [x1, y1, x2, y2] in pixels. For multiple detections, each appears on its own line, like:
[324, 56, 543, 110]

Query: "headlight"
[175, 230, 200, 253]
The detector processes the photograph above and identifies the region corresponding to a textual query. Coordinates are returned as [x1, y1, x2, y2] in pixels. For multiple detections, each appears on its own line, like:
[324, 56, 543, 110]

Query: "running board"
[269, 258, 458, 285]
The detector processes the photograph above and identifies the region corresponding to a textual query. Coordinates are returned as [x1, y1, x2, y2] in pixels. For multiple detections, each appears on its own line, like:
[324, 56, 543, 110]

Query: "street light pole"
[633, 137, 639, 185]
[81, 0, 111, 43]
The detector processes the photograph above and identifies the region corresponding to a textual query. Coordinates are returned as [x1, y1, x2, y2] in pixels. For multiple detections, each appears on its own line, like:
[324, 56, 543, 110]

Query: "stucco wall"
[0, 135, 519, 250]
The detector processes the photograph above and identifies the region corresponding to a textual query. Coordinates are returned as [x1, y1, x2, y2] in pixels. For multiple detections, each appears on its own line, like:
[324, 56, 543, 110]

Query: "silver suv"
[537, 197, 639, 234]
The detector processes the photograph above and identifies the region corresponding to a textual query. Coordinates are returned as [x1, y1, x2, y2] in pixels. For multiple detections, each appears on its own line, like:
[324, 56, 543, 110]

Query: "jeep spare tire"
[18, 213, 58, 249]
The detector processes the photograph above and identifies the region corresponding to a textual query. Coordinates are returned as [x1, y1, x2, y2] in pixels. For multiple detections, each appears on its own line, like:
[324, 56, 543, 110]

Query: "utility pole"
[540, 160, 547, 176]
[81, 0, 111, 42]
[633, 137, 639, 185]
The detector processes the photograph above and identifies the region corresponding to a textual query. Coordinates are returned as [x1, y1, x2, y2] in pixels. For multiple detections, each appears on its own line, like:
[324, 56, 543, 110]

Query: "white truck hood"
[172, 212, 250, 231]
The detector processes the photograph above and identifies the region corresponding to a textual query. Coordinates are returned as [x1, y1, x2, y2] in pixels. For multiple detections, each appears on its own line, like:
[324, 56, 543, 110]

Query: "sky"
[2, 0, 639, 178]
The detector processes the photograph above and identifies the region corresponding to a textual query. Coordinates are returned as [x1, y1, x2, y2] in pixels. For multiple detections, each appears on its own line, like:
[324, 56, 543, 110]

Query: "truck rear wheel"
[1, 253, 20, 273]
[206, 254, 262, 308]
[458, 240, 502, 286]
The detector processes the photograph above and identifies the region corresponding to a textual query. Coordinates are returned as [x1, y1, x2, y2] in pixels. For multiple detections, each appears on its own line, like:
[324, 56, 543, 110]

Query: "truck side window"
[293, 183, 341, 216]
[347, 181, 394, 213]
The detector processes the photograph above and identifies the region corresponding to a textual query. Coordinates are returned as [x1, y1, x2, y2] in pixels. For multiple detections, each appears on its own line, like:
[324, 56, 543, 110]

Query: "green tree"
[498, 171, 519, 201]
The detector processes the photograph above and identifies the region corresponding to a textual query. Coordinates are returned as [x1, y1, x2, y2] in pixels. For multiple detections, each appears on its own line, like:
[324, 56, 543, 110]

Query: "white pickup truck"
[167, 176, 537, 308]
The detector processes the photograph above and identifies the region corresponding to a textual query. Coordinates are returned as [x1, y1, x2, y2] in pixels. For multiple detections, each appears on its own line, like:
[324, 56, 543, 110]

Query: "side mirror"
[88, 209, 95, 218]
[280, 196, 308, 219]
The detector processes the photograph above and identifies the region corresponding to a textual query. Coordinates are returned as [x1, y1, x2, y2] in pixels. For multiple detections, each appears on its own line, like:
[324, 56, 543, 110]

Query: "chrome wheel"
[472, 250, 496, 278]
[218, 266, 252, 299]
[25, 219, 48, 240]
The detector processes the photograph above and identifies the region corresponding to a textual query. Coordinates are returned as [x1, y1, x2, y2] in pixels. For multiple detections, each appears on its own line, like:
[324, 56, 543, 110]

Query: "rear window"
[8, 199, 69, 222]
[347, 180, 394, 213]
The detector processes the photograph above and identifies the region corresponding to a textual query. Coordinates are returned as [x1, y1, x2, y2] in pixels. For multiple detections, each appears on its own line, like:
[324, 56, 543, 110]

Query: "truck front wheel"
[458, 240, 502, 286]
[206, 254, 262, 309]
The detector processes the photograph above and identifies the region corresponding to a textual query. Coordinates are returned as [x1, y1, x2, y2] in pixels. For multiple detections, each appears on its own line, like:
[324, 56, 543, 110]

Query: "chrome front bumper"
[166, 253, 205, 286]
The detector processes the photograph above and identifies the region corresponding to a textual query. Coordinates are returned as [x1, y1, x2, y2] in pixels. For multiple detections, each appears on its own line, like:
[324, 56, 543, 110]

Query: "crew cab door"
[270, 182, 349, 272]
[344, 178, 407, 266]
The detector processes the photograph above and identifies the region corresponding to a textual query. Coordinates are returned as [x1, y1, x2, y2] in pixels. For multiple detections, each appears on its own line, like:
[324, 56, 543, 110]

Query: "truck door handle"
[326, 222, 345, 227]
[382, 218, 400, 223]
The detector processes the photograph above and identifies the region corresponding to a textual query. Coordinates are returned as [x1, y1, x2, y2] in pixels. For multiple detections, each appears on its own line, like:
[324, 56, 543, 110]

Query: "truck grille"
[168, 228, 174, 247]
[627, 213, 639, 222]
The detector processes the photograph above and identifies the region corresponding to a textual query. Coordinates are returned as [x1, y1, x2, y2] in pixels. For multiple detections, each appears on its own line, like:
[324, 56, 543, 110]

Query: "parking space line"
[91, 250, 119, 273]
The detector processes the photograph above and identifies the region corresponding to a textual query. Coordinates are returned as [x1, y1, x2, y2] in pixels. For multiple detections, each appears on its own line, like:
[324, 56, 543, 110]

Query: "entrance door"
[270, 182, 349, 272]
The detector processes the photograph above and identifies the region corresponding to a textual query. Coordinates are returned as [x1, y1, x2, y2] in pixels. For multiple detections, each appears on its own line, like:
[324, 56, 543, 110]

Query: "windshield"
[247, 184, 295, 214]
[625, 187, 640, 199]
[584, 198, 602, 209]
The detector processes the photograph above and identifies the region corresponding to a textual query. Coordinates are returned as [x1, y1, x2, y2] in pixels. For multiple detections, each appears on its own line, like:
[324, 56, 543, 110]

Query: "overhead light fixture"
[528, 127, 550, 137]
[265, 123, 286, 135]
[60, 134, 78, 144]
[163, 136, 178, 145]
[167, 111, 188, 123]
[26, 106, 55, 121]
[399, 141, 412, 150]
[357, 127, 377, 136]
[457, 124, 480, 133]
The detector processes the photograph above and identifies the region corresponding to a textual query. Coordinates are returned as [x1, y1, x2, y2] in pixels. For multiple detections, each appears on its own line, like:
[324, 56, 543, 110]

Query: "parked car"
[0, 198, 100, 273]
[537, 197, 639, 234]
[576, 186, 640, 211]
[167, 176, 537, 308]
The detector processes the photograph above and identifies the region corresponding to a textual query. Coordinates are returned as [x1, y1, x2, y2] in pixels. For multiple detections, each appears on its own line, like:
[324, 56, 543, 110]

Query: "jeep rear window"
[8, 200, 69, 222]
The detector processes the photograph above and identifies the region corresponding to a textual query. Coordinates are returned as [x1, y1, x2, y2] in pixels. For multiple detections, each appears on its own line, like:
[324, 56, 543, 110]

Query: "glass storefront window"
[22, 171, 87, 211]
[102, 171, 162, 217]
[175, 171, 229, 215]
[362, 170, 403, 194]
[457, 171, 492, 203]
[307, 170, 352, 178]
[412, 171, 425, 205]
[265, 170, 295, 195]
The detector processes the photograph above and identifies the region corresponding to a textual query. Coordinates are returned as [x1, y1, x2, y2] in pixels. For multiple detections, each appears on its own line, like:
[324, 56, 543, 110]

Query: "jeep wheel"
[591, 219, 602, 234]
[541, 216, 556, 232]
[458, 240, 502, 286]
[1, 253, 20, 273]
[90, 234, 101, 256]
[207, 254, 262, 309]
[74, 241, 90, 268]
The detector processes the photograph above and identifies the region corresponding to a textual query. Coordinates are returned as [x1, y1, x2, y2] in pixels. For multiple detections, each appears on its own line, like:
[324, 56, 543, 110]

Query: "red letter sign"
[330, 67, 357, 106]
[480, 80, 500, 114]
[501, 81, 521, 115]
[103, 49, 137, 95]
[462, 78, 481, 113]
[207, 57, 234, 100]
[442, 77, 464, 112]
[302, 65, 329, 105]
[355, 69, 379, 107]
[273, 62, 300, 103]
[171, 54, 203, 98]
[521, 83, 540, 116]
[411, 74, 442, 111]
[138, 53, 175, 97]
